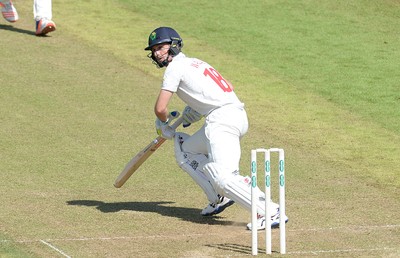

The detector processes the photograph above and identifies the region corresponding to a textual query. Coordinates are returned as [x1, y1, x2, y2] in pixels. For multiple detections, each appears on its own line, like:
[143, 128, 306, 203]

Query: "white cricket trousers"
[182, 104, 248, 173]
[34, 0, 52, 21]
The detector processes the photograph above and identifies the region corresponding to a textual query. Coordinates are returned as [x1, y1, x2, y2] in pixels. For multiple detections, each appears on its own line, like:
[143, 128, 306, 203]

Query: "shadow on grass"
[67, 200, 244, 226]
[0, 24, 36, 36]
[206, 243, 253, 255]
[206, 243, 279, 255]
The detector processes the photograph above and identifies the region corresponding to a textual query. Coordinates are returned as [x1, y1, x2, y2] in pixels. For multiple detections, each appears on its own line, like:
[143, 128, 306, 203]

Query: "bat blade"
[113, 136, 166, 188]
[113, 116, 183, 188]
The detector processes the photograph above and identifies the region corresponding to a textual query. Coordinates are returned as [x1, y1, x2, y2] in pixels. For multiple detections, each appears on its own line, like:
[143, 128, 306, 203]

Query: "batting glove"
[182, 106, 202, 128]
[155, 111, 180, 139]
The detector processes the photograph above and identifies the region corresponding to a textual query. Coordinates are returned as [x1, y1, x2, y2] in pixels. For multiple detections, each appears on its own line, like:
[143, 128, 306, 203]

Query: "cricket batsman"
[145, 27, 288, 230]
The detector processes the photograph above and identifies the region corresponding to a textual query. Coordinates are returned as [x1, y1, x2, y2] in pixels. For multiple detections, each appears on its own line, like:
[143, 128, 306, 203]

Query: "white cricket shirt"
[161, 53, 243, 116]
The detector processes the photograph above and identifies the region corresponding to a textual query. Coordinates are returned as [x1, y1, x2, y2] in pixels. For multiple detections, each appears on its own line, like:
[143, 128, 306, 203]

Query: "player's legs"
[34, 0, 55, 35]
[175, 132, 219, 204]
[202, 106, 273, 215]
[203, 162, 279, 215]
[175, 132, 234, 215]
[202, 106, 287, 229]
[34, 0, 52, 20]
[181, 124, 208, 155]
[204, 105, 248, 174]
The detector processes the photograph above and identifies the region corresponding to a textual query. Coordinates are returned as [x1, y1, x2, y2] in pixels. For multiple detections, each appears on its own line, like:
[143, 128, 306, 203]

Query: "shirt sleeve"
[161, 61, 183, 93]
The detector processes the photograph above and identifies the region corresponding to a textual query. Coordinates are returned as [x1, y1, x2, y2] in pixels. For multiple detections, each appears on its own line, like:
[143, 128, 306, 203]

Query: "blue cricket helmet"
[144, 27, 183, 53]
[145, 27, 183, 68]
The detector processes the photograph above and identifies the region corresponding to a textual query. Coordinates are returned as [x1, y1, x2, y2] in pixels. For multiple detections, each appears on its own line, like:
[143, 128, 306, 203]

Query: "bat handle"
[170, 116, 184, 130]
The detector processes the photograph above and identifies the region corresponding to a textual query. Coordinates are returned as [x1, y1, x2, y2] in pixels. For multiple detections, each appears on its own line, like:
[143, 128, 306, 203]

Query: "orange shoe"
[0, 0, 19, 22]
[35, 18, 56, 36]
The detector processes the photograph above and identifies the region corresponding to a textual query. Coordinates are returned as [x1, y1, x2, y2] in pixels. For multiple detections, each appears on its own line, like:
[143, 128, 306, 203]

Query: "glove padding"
[182, 106, 202, 128]
[155, 111, 180, 139]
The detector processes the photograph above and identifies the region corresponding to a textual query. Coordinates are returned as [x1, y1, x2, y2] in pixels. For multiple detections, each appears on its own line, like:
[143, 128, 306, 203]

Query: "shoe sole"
[36, 25, 56, 36]
[2, 12, 18, 22]
[271, 218, 289, 229]
[201, 200, 235, 216]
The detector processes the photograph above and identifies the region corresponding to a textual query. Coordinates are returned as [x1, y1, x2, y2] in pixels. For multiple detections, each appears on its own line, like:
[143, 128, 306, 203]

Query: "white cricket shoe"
[35, 18, 56, 36]
[0, 0, 18, 22]
[246, 208, 289, 230]
[201, 196, 235, 216]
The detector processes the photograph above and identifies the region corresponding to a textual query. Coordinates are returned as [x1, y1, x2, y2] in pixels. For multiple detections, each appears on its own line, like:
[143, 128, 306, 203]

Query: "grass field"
[1, 0, 399, 257]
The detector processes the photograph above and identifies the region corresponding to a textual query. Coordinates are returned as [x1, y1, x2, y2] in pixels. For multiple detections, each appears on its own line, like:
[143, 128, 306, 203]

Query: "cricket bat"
[113, 116, 183, 188]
